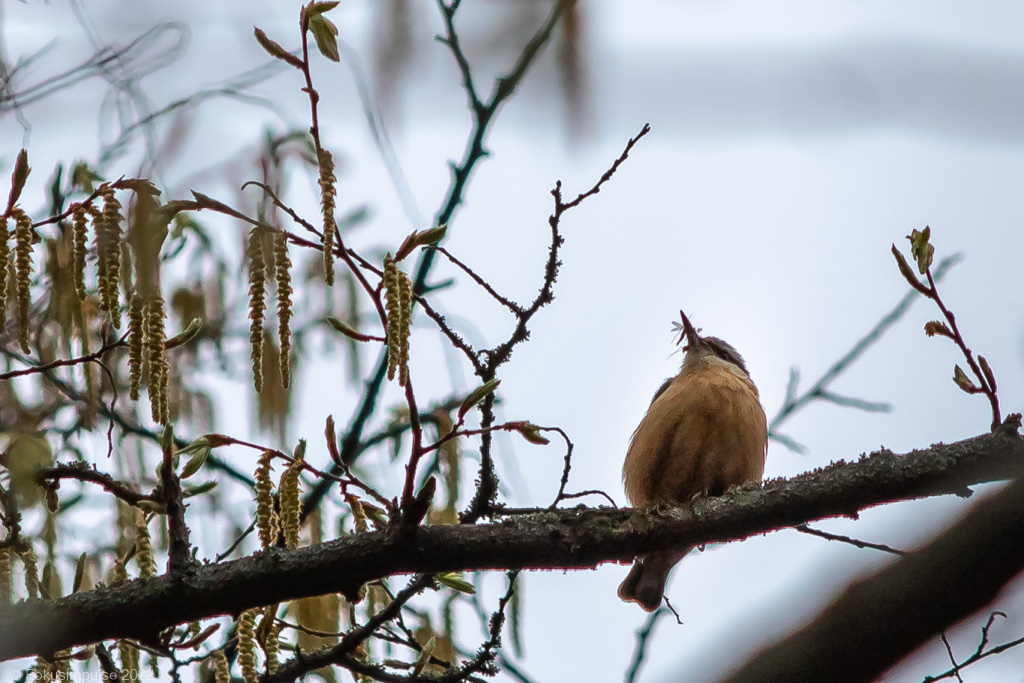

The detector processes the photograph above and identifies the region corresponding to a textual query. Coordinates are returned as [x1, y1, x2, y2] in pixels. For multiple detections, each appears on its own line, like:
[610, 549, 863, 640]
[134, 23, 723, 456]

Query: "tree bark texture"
[1, 422, 1021, 661]
[725, 474, 1024, 683]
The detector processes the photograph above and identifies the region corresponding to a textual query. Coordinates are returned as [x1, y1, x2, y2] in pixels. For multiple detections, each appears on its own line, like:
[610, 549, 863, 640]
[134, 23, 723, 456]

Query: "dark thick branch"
[725, 469, 1024, 683]
[1, 424, 1021, 660]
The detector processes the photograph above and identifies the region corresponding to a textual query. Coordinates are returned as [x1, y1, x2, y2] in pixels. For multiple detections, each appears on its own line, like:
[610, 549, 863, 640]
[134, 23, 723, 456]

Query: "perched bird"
[619, 310, 768, 611]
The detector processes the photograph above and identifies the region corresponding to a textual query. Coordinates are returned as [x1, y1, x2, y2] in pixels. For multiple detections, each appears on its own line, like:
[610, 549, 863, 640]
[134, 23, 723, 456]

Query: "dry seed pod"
[134, 511, 157, 579]
[317, 149, 337, 286]
[128, 293, 145, 401]
[383, 254, 412, 385]
[11, 208, 33, 353]
[254, 450, 278, 549]
[146, 294, 170, 424]
[237, 608, 259, 683]
[279, 441, 304, 550]
[211, 650, 229, 683]
[0, 547, 11, 606]
[396, 270, 412, 386]
[71, 203, 89, 301]
[97, 189, 124, 328]
[118, 639, 138, 681]
[274, 232, 293, 389]
[18, 544, 40, 600]
[247, 230, 267, 394]
[264, 620, 281, 674]
[0, 217, 10, 325]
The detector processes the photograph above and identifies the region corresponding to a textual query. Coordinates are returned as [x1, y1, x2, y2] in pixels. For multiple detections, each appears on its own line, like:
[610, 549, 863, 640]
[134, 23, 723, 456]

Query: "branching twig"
[546, 427, 577, 508]
[266, 574, 435, 683]
[550, 489, 618, 508]
[36, 463, 151, 509]
[725, 442, 1024, 683]
[464, 123, 651, 523]
[0, 332, 127, 381]
[938, 632, 964, 683]
[431, 246, 522, 314]
[298, 0, 576, 535]
[922, 612, 1022, 683]
[455, 570, 521, 680]
[0, 338, 255, 493]
[924, 269, 1001, 430]
[414, 294, 484, 373]
[294, 9, 388, 330]
[892, 230, 1001, 429]
[206, 432, 392, 508]
[923, 634, 1024, 683]
[975, 611, 1007, 658]
[770, 254, 961, 452]
[560, 123, 650, 211]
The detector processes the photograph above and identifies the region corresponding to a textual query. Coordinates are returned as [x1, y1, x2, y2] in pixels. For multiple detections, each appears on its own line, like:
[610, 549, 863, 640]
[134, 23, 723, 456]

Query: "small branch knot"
[996, 413, 1022, 436]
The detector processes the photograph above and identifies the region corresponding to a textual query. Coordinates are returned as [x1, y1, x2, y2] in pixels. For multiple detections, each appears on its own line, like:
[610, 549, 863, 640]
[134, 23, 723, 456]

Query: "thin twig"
[414, 294, 484, 373]
[546, 427, 577, 508]
[216, 520, 256, 562]
[0, 343, 254, 488]
[418, 0, 577, 294]
[795, 524, 906, 556]
[297, 13, 389, 330]
[297, 0, 575, 534]
[464, 123, 650, 522]
[430, 246, 521, 314]
[466, 573, 538, 683]
[399, 374, 427, 519]
[923, 635, 1024, 683]
[561, 123, 650, 210]
[770, 254, 962, 451]
[974, 611, 1007, 657]
[938, 632, 964, 683]
[457, 570, 521, 679]
[922, 612, 1012, 683]
[210, 433, 393, 508]
[266, 574, 435, 683]
[0, 333, 127, 380]
[555, 489, 618, 508]
[924, 268, 1001, 430]
[241, 179, 382, 276]
[625, 608, 668, 683]
[27, 179, 119, 229]
[36, 463, 151, 508]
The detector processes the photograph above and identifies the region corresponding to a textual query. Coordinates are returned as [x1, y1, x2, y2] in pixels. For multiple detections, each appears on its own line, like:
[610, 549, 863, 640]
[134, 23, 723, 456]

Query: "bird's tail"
[618, 549, 689, 612]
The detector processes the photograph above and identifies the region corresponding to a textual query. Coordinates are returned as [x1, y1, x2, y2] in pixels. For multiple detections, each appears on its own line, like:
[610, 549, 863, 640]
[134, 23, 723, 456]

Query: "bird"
[618, 309, 768, 611]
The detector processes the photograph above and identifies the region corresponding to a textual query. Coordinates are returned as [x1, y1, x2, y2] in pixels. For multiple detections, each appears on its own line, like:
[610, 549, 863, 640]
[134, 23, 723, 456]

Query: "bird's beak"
[678, 309, 702, 351]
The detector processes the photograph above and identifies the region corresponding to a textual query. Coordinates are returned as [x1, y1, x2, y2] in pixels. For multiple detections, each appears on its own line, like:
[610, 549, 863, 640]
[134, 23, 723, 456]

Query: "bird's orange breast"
[623, 360, 768, 507]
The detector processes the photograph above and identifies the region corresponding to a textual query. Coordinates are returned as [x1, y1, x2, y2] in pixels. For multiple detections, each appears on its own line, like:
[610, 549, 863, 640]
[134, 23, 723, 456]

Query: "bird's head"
[677, 309, 750, 377]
